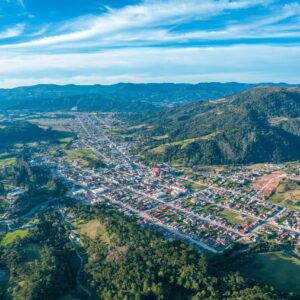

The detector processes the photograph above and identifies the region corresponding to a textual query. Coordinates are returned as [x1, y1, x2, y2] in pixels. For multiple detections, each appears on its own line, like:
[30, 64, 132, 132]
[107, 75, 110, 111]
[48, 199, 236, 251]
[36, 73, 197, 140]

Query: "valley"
[0, 87, 299, 299]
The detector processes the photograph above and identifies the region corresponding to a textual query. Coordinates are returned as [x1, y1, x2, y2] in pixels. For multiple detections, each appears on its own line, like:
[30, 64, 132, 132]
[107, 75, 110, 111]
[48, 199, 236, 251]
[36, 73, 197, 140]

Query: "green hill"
[135, 87, 300, 165]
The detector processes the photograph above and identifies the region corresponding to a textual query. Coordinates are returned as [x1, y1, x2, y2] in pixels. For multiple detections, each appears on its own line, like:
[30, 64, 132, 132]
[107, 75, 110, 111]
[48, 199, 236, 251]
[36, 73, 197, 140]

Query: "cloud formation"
[0, 0, 299, 86]
[0, 23, 24, 39]
[0, 45, 299, 87]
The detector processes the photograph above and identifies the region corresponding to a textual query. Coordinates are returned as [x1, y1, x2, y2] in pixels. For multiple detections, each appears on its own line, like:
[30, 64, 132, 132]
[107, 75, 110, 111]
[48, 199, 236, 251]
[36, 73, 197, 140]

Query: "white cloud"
[0, 0, 272, 49]
[0, 23, 24, 39]
[0, 45, 299, 87]
[29, 25, 49, 37]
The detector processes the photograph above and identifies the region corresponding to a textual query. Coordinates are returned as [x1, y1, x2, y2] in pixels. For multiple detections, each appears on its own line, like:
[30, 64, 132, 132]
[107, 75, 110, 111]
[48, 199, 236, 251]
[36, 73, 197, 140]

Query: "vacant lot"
[66, 148, 99, 166]
[252, 172, 285, 197]
[218, 209, 244, 225]
[269, 179, 300, 210]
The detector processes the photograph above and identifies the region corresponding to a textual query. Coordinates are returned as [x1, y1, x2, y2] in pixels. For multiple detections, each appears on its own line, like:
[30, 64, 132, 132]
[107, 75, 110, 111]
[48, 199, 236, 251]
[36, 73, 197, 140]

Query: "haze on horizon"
[0, 0, 299, 88]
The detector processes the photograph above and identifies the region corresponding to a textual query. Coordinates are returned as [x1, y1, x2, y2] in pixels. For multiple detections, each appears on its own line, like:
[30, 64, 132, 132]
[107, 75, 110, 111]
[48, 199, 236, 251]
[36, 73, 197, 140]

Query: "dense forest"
[0, 82, 297, 112]
[132, 87, 300, 166]
[68, 203, 286, 300]
[0, 94, 156, 112]
[0, 212, 78, 299]
[0, 201, 289, 300]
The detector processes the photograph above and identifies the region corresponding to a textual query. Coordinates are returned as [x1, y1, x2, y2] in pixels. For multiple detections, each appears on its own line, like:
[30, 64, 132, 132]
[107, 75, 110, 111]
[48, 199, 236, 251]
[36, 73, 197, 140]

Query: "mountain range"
[0, 82, 298, 111]
[135, 87, 300, 165]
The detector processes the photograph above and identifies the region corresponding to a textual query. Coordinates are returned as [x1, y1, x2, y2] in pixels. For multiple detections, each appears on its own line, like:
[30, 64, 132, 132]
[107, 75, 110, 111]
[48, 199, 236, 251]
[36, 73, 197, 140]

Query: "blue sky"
[0, 0, 299, 87]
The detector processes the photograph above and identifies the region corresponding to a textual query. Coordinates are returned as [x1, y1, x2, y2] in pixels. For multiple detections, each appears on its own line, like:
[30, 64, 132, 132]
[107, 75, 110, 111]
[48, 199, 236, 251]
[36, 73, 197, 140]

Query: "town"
[2, 112, 300, 254]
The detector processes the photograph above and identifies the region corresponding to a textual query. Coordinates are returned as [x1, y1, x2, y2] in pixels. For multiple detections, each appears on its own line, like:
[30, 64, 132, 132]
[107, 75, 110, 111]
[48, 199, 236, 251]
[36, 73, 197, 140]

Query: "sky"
[0, 0, 299, 87]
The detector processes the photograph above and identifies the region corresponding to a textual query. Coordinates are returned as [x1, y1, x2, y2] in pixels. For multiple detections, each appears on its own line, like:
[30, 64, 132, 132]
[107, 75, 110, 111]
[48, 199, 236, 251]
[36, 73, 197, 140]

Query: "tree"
[0, 182, 6, 196]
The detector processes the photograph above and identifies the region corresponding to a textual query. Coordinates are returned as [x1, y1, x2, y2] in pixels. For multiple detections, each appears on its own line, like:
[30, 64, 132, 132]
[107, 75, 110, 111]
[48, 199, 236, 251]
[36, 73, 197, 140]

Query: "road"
[104, 192, 218, 253]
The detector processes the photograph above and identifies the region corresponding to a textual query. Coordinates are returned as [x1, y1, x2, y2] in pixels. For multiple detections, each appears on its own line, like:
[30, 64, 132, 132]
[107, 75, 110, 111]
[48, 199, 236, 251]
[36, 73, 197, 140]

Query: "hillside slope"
[135, 87, 300, 165]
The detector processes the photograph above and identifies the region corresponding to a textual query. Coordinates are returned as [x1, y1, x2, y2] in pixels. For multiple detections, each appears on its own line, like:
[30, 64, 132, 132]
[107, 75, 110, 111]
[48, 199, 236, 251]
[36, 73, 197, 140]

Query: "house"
[152, 168, 164, 177]
[69, 232, 80, 242]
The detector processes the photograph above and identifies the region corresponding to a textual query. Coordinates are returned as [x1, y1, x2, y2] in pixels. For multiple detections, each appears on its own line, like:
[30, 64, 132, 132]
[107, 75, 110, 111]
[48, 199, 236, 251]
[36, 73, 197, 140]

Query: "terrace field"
[243, 252, 300, 296]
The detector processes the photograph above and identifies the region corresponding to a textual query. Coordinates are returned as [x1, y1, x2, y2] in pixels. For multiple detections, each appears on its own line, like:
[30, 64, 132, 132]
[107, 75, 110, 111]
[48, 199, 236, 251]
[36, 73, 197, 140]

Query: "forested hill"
[134, 87, 300, 166]
[0, 82, 298, 111]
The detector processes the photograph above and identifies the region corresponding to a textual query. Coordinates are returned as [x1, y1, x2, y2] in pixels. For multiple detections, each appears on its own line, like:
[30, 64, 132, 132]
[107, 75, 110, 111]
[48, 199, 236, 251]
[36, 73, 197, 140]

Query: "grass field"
[199, 131, 222, 140]
[269, 180, 300, 210]
[268, 117, 290, 125]
[66, 148, 98, 165]
[67, 148, 94, 158]
[149, 131, 223, 154]
[152, 135, 169, 141]
[182, 180, 206, 191]
[70, 218, 85, 227]
[218, 209, 244, 225]
[128, 124, 152, 130]
[78, 148, 94, 155]
[171, 138, 196, 146]
[0, 157, 16, 166]
[170, 160, 184, 167]
[171, 131, 222, 146]
[74, 219, 111, 244]
[0, 229, 29, 246]
[244, 252, 300, 295]
[148, 139, 193, 154]
[59, 137, 73, 143]
[148, 144, 168, 154]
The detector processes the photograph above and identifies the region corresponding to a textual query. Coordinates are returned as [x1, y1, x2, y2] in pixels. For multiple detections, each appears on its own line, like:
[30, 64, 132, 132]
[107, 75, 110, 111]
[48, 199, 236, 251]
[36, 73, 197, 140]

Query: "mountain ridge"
[0, 82, 299, 112]
[133, 86, 300, 165]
